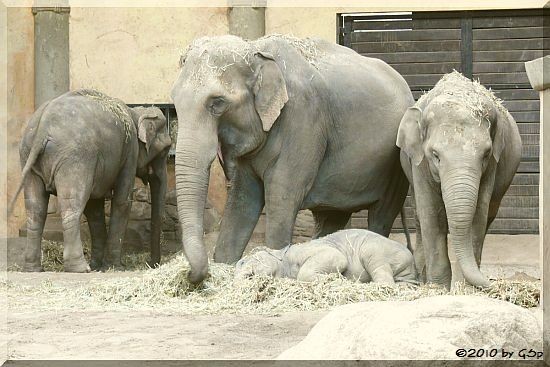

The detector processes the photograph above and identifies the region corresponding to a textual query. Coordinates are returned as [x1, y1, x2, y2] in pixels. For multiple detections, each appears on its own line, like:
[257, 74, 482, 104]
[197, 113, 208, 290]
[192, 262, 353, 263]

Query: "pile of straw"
[5, 254, 540, 315]
[75, 89, 134, 141]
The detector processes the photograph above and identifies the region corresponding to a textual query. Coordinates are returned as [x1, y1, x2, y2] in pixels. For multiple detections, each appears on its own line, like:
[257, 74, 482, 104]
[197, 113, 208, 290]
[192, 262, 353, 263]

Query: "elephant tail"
[8, 101, 51, 216]
[400, 207, 412, 253]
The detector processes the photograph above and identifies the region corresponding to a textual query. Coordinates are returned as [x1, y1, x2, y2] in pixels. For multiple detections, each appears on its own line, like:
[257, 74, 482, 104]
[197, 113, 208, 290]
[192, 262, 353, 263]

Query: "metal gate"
[339, 10, 546, 234]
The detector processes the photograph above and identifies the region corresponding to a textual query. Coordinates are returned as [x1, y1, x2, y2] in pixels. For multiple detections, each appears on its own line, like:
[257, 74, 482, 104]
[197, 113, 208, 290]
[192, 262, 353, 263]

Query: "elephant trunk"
[441, 167, 491, 288]
[175, 127, 218, 284]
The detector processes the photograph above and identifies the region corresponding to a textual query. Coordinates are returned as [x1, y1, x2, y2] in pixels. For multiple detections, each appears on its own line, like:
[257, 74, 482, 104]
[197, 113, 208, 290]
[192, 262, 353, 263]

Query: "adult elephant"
[397, 71, 522, 289]
[10, 89, 172, 272]
[171, 35, 414, 283]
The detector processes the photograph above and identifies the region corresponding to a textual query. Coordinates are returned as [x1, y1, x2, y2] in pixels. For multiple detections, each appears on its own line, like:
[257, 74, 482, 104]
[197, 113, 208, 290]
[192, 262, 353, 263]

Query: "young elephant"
[234, 229, 417, 285]
[397, 71, 522, 289]
[10, 89, 172, 272]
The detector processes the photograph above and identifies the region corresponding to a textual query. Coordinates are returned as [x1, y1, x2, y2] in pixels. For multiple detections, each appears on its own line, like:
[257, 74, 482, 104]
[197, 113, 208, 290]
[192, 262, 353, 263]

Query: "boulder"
[123, 220, 151, 252]
[133, 186, 150, 202]
[278, 295, 542, 362]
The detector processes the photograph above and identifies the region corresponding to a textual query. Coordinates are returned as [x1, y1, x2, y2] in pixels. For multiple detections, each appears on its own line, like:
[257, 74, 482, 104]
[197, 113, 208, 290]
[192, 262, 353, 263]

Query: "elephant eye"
[432, 150, 440, 162]
[207, 96, 229, 116]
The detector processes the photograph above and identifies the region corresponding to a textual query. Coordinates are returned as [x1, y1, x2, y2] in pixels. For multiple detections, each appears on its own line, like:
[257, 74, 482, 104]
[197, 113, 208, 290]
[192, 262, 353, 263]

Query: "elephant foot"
[101, 261, 124, 272]
[146, 258, 161, 269]
[89, 259, 103, 271]
[22, 263, 44, 272]
[64, 258, 91, 273]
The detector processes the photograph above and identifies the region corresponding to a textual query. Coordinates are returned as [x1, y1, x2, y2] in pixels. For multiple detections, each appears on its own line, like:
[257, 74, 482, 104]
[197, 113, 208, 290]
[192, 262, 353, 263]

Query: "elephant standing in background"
[10, 89, 172, 272]
[171, 34, 414, 284]
[397, 71, 522, 289]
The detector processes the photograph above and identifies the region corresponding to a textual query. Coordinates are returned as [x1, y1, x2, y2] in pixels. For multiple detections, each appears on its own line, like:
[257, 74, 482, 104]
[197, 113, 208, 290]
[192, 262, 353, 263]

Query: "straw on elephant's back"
[74, 89, 134, 141]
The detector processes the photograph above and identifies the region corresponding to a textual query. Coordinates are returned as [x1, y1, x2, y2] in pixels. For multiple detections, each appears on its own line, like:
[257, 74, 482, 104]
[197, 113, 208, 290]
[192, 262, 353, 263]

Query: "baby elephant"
[234, 229, 417, 285]
[10, 89, 172, 272]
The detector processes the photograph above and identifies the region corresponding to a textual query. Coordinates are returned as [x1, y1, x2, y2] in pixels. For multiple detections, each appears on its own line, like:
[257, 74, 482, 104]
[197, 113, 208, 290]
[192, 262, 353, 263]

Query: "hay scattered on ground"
[75, 89, 134, 141]
[7, 240, 173, 272]
[4, 255, 540, 315]
[416, 70, 507, 123]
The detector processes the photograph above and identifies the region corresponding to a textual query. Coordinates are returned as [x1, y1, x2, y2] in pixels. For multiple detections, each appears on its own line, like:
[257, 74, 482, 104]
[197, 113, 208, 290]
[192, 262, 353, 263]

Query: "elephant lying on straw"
[234, 229, 418, 285]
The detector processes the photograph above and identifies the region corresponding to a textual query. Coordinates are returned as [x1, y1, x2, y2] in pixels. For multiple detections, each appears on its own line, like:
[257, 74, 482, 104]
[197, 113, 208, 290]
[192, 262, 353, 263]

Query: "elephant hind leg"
[23, 171, 49, 272]
[367, 161, 409, 238]
[296, 249, 348, 282]
[56, 166, 94, 273]
[311, 210, 351, 239]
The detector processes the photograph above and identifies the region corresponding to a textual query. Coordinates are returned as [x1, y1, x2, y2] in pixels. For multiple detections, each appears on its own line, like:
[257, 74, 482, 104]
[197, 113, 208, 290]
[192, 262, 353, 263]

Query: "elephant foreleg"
[413, 209, 426, 283]
[84, 198, 107, 270]
[413, 172, 450, 288]
[213, 168, 264, 264]
[264, 170, 318, 249]
[148, 153, 169, 267]
[104, 163, 135, 269]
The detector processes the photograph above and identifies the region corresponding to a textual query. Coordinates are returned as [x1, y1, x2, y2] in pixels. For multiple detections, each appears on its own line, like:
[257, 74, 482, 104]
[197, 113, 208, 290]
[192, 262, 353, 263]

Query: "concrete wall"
[6, 7, 34, 237]
[69, 7, 229, 104]
[69, 7, 232, 214]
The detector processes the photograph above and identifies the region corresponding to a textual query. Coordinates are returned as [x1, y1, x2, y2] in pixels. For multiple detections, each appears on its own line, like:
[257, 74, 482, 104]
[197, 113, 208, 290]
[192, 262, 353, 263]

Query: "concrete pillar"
[32, 5, 69, 214]
[525, 55, 549, 363]
[228, 0, 266, 40]
[32, 5, 69, 107]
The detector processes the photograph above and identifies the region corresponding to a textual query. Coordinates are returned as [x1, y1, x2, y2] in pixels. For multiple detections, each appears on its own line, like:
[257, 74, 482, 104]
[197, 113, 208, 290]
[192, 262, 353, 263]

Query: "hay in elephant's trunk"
[5, 255, 540, 314]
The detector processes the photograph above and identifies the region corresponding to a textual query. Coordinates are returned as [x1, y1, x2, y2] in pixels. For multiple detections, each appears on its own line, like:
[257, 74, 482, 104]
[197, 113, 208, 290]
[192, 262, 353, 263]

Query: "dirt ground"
[6, 298, 326, 360]
[3, 267, 328, 360]
[1, 233, 540, 361]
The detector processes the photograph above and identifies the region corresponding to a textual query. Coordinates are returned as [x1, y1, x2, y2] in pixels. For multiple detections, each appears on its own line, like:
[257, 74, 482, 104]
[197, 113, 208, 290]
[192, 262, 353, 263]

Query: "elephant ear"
[138, 112, 159, 152]
[252, 51, 289, 132]
[396, 107, 424, 166]
[491, 111, 507, 163]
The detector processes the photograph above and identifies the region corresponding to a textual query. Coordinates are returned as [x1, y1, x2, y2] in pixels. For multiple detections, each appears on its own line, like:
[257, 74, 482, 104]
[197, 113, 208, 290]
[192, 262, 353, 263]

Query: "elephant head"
[170, 36, 288, 283]
[396, 74, 506, 288]
[234, 248, 284, 280]
[131, 106, 172, 265]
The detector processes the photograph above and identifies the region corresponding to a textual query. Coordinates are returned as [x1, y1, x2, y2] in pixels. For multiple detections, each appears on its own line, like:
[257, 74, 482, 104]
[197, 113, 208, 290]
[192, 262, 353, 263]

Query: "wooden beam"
[460, 16, 473, 79]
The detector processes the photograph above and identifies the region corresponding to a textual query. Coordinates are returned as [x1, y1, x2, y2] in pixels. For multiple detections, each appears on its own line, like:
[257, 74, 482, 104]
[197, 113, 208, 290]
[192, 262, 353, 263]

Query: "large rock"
[278, 295, 542, 362]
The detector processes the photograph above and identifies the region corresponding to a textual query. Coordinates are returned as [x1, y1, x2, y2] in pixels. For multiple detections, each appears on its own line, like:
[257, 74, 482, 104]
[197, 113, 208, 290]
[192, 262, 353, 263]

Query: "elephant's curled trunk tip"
[188, 265, 209, 285]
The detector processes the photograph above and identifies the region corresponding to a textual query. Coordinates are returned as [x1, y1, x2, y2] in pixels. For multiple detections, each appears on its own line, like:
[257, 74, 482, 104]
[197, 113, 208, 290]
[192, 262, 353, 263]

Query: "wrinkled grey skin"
[234, 229, 417, 285]
[171, 35, 413, 284]
[13, 90, 172, 272]
[397, 73, 521, 289]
